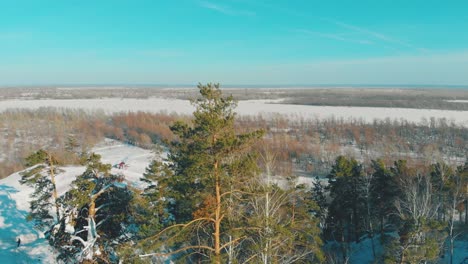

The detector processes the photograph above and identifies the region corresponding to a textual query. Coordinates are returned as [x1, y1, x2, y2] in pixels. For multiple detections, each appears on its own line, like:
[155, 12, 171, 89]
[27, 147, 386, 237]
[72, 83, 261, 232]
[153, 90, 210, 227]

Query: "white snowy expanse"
[0, 98, 467, 127]
[0, 139, 154, 263]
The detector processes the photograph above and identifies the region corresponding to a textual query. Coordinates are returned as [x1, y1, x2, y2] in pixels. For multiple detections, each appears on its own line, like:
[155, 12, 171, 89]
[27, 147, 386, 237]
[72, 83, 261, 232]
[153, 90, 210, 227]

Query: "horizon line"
[1, 83, 468, 89]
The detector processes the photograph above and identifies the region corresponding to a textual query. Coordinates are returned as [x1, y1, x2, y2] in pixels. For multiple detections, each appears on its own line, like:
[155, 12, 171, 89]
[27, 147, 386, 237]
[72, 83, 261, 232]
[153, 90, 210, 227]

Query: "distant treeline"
[0, 106, 466, 179]
[2, 86, 468, 110]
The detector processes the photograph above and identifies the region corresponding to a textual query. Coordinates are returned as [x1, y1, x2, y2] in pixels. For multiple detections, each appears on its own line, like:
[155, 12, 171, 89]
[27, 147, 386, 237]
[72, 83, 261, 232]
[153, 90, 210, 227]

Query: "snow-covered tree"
[20, 149, 62, 230]
[51, 153, 134, 263]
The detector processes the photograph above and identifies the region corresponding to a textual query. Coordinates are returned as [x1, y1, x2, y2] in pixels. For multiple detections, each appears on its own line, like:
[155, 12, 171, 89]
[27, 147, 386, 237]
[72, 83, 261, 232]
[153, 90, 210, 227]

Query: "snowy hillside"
[0, 139, 154, 263]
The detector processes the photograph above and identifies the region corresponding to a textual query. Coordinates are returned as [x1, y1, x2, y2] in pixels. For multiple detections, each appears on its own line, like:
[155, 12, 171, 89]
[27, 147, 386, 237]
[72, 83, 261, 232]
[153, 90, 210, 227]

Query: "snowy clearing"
[0, 98, 467, 127]
[0, 139, 154, 263]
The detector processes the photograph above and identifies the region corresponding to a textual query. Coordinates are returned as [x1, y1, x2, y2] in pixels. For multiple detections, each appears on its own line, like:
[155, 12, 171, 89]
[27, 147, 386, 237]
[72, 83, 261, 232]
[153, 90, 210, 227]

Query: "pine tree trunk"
[89, 199, 96, 219]
[214, 159, 221, 264]
[399, 250, 405, 264]
[48, 154, 60, 221]
[340, 221, 347, 264]
[85, 198, 97, 260]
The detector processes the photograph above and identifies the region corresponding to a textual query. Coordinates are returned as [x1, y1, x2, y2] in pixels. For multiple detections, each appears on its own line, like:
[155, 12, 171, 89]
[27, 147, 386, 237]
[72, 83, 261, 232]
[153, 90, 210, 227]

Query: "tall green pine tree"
[370, 159, 399, 234]
[138, 83, 263, 263]
[20, 150, 62, 230]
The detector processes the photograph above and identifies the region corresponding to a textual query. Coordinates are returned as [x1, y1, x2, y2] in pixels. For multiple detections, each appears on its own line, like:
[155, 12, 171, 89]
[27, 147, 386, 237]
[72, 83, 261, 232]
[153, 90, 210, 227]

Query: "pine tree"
[310, 176, 327, 229]
[115, 159, 175, 262]
[24, 149, 49, 166]
[51, 153, 134, 263]
[325, 156, 367, 262]
[327, 156, 367, 242]
[20, 150, 62, 230]
[139, 159, 173, 237]
[138, 83, 263, 263]
[370, 159, 399, 234]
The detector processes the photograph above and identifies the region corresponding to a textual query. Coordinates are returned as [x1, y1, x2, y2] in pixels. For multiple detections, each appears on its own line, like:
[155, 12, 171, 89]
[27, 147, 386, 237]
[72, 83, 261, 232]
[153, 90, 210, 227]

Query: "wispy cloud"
[198, 1, 255, 17]
[294, 29, 374, 45]
[323, 18, 428, 53]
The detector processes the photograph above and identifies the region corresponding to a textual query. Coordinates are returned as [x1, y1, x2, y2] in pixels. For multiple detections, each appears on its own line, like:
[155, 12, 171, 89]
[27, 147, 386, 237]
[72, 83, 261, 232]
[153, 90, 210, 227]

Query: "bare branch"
[139, 245, 215, 258]
[139, 217, 215, 244]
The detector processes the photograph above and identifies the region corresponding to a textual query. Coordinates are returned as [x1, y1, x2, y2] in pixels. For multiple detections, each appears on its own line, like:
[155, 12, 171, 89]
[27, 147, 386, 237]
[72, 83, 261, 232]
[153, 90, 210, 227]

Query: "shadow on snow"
[0, 184, 50, 263]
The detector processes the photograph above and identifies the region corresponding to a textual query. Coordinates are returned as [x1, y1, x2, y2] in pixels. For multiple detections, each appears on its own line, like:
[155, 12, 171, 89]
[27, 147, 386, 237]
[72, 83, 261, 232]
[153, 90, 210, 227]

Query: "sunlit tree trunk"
[48, 153, 61, 221]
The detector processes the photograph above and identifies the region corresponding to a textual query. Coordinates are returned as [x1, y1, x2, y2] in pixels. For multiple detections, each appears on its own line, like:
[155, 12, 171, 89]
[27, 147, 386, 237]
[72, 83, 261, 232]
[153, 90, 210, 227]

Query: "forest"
[1, 84, 467, 263]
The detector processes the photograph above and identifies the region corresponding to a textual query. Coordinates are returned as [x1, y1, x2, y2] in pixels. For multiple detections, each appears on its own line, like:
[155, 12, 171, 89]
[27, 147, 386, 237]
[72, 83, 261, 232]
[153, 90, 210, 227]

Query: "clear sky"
[1, 0, 468, 86]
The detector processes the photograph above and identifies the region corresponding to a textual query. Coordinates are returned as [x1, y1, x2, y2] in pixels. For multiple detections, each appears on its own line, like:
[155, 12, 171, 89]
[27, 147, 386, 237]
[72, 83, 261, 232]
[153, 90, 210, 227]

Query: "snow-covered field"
[1, 98, 467, 127]
[0, 139, 154, 263]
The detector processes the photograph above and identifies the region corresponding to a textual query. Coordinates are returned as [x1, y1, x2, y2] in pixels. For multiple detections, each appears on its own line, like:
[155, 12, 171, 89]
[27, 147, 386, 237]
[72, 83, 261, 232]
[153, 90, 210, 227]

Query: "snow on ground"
[326, 233, 468, 264]
[0, 139, 154, 263]
[269, 174, 318, 189]
[0, 182, 56, 263]
[93, 138, 156, 188]
[446, 100, 468, 103]
[1, 98, 467, 127]
[452, 240, 468, 264]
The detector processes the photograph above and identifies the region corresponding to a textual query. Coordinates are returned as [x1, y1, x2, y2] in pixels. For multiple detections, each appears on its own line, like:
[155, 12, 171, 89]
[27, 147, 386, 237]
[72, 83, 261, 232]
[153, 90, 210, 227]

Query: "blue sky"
[1, 0, 467, 86]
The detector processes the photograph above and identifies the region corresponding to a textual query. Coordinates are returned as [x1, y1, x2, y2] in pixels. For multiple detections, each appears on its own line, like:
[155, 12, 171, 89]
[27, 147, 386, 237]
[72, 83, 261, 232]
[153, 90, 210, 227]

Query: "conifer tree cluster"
[21, 152, 135, 263]
[134, 84, 323, 263]
[318, 156, 468, 263]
